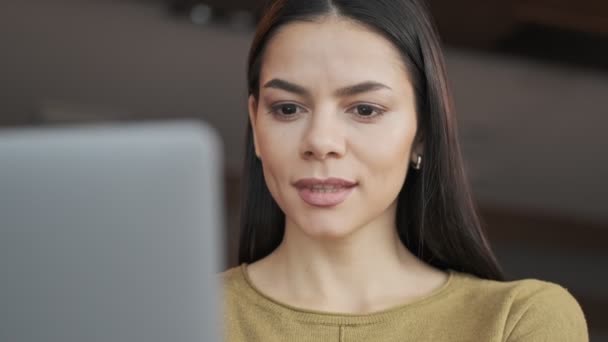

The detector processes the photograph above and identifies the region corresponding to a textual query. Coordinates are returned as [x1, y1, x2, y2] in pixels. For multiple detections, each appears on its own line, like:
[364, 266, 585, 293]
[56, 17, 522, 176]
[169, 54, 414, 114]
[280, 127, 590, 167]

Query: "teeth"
[309, 185, 343, 192]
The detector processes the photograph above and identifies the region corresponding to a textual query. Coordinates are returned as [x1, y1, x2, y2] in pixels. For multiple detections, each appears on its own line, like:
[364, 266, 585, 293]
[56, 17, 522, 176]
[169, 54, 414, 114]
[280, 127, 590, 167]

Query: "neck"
[256, 212, 439, 313]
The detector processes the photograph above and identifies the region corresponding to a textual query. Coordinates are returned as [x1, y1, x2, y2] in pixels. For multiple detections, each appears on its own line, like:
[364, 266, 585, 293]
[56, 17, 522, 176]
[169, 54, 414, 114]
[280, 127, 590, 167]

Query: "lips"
[293, 178, 357, 189]
[293, 178, 357, 207]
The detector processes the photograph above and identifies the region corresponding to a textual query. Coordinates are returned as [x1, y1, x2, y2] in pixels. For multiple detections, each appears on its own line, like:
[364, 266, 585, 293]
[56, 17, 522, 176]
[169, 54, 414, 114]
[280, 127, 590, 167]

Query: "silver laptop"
[0, 120, 224, 342]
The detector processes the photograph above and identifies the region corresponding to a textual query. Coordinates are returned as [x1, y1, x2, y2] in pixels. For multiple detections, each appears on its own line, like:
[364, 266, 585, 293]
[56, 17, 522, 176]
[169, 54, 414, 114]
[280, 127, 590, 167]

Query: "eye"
[348, 104, 386, 120]
[268, 103, 305, 120]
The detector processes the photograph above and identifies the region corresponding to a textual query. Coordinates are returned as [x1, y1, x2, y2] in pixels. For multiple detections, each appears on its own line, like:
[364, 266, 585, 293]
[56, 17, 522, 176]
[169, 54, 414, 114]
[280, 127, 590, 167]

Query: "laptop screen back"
[0, 121, 223, 342]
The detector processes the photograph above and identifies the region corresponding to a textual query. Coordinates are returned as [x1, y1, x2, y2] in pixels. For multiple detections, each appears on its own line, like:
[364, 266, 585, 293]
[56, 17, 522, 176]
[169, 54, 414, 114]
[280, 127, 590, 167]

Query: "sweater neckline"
[237, 262, 458, 325]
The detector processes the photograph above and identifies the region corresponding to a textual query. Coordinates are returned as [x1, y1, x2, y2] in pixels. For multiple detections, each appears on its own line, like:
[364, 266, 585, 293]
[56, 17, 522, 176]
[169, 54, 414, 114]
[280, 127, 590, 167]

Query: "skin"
[247, 15, 447, 314]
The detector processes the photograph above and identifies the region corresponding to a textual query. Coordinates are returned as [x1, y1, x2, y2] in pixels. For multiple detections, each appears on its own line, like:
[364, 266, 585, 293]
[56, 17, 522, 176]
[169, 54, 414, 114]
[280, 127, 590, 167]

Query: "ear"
[411, 131, 424, 164]
[248, 95, 261, 159]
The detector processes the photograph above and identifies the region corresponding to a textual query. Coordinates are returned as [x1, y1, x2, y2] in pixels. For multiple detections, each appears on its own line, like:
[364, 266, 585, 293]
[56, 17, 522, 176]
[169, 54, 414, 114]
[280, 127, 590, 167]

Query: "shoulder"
[218, 265, 245, 295]
[218, 265, 256, 341]
[502, 278, 588, 342]
[218, 265, 241, 283]
[451, 271, 588, 341]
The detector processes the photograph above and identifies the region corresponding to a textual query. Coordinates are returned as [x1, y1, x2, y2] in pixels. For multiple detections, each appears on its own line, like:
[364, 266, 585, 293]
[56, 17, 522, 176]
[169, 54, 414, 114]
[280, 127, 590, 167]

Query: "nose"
[300, 110, 346, 160]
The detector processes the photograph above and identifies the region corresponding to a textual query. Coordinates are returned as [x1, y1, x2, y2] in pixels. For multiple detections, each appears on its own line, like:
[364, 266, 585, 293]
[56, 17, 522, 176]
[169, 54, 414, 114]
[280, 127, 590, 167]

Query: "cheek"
[354, 122, 414, 212]
[257, 121, 298, 169]
[355, 120, 415, 176]
[255, 121, 301, 199]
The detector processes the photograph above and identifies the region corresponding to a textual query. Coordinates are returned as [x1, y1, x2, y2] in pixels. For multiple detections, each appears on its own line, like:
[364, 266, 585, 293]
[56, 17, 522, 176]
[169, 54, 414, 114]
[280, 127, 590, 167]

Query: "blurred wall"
[0, 0, 251, 170]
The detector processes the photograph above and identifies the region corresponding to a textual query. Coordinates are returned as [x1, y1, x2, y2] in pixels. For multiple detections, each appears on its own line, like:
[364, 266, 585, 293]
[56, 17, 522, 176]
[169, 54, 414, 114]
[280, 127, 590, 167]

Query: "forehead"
[260, 17, 410, 89]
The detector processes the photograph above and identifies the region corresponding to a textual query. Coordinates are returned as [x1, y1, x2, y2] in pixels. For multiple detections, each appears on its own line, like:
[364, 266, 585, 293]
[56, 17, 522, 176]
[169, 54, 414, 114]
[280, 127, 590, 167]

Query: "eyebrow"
[262, 78, 392, 98]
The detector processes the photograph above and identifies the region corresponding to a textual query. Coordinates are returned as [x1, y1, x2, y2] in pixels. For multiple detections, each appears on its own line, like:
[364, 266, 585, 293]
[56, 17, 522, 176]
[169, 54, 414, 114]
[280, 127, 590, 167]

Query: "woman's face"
[249, 16, 422, 240]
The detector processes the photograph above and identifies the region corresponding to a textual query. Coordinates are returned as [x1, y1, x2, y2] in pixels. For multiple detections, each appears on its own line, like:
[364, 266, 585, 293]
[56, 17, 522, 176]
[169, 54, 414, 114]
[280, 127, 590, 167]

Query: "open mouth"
[295, 184, 357, 207]
[306, 185, 351, 193]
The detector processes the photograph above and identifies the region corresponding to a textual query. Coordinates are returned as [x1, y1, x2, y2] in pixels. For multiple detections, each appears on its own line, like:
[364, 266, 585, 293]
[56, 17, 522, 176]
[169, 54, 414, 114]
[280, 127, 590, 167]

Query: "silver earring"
[413, 155, 422, 170]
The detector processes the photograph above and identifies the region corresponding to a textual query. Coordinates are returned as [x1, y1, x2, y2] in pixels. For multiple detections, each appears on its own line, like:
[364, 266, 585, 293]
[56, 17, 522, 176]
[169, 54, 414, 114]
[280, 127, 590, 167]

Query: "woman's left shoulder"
[453, 271, 589, 341]
[503, 278, 588, 341]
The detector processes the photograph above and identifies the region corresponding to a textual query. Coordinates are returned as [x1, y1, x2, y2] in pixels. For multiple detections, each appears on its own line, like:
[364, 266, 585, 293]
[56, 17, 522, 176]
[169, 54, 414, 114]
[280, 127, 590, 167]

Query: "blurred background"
[0, 0, 606, 339]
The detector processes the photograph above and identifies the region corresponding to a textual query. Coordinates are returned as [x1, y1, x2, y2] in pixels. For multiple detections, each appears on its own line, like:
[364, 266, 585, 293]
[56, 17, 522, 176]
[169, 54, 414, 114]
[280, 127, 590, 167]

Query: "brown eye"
[356, 105, 375, 116]
[269, 103, 302, 119]
[278, 104, 298, 115]
[349, 104, 386, 120]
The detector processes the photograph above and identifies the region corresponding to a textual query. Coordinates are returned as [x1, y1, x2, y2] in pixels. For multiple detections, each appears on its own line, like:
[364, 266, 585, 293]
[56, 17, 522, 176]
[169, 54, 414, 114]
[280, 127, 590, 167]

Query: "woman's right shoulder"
[218, 265, 241, 279]
[217, 264, 246, 294]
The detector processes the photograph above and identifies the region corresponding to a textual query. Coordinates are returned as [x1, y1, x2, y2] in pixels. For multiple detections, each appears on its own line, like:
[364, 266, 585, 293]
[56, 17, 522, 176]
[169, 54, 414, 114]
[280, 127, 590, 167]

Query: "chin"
[297, 219, 358, 241]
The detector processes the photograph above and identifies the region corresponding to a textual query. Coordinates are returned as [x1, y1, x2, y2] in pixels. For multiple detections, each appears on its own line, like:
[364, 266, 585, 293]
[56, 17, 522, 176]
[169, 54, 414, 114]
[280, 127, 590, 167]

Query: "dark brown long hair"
[239, 0, 504, 280]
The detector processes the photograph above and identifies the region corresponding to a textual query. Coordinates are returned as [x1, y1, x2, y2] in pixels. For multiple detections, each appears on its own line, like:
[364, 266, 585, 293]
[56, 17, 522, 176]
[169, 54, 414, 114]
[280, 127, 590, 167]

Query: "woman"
[221, 0, 588, 341]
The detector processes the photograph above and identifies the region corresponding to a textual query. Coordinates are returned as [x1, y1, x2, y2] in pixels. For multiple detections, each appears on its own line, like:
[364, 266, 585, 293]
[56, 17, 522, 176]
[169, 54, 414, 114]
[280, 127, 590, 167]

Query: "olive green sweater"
[221, 264, 588, 341]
